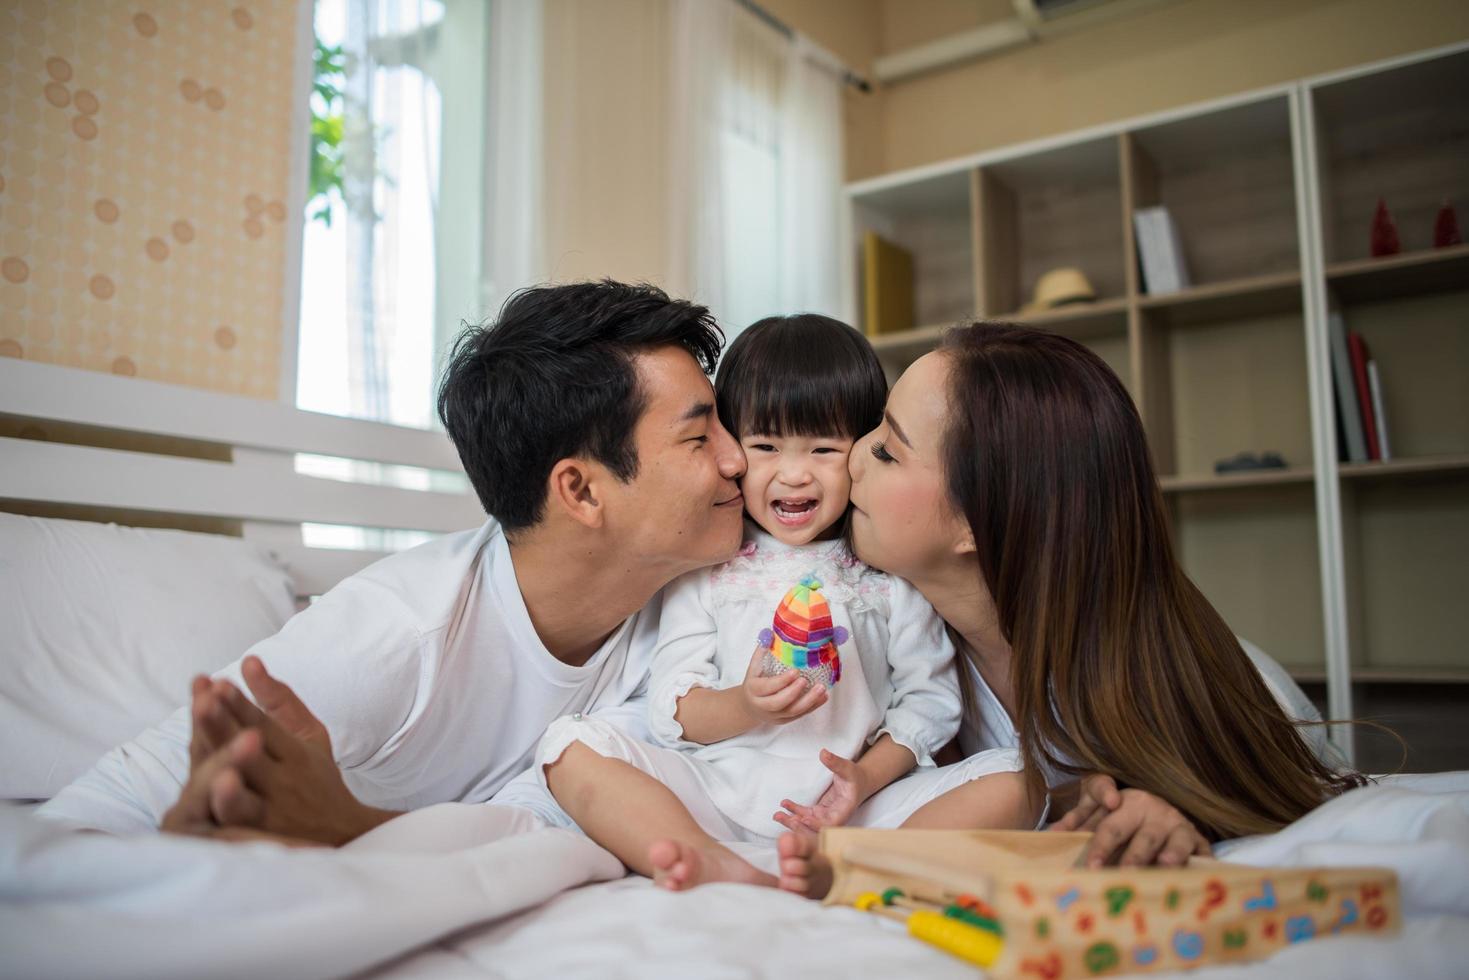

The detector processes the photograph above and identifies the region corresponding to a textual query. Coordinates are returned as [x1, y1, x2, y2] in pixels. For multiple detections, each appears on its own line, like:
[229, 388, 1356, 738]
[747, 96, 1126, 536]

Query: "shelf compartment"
[868, 323, 952, 360]
[868, 305, 1132, 391]
[1325, 243, 1469, 305]
[1173, 483, 1324, 672]
[1004, 295, 1129, 340]
[1340, 453, 1469, 482]
[1161, 466, 1314, 494]
[1310, 49, 1469, 266]
[1145, 309, 1313, 481]
[1355, 671, 1469, 684]
[1126, 95, 1302, 290]
[1137, 270, 1303, 328]
[1287, 676, 1469, 774]
[852, 169, 976, 335]
[975, 136, 1126, 320]
[1332, 289, 1469, 460]
[1342, 472, 1469, 675]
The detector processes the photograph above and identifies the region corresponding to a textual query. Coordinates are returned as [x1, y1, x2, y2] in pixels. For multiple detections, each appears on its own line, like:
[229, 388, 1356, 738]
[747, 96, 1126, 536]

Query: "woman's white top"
[957, 636, 1345, 784]
[647, 526, 961, 839]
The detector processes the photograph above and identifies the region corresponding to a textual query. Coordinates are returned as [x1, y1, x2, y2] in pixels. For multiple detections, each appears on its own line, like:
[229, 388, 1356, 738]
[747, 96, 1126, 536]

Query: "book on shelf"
[862, 231, 915, 338]
[1327, 312, 1368, 463]
[1133, 206, 1191, 295]
[1367, 359, 1392, 461]
[1348, 330, 1381, 461]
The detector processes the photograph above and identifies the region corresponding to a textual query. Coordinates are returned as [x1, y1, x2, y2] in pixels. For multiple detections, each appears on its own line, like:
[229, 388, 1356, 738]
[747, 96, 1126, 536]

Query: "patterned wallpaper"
[0, 0, 301, 398]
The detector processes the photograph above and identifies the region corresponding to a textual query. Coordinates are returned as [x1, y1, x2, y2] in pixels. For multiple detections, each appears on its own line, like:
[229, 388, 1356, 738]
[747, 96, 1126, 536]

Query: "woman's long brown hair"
[939, 323, 1363, 840]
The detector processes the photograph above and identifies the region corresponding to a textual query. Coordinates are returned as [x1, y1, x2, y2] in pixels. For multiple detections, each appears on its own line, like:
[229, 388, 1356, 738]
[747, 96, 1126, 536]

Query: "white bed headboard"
[0, 357, 485, 598]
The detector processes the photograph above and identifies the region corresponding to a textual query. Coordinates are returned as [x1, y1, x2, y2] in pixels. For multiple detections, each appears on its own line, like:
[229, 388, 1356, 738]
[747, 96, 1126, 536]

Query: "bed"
[3, 357, 1467, 979]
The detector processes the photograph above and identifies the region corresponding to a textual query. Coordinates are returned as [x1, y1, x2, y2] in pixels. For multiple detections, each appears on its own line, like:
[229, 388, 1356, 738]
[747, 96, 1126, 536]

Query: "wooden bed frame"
[0, 357, 485, 600]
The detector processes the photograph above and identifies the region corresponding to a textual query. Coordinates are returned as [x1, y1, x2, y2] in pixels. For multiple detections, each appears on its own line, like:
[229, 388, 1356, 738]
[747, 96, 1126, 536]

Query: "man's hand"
[740, 644, 829, 725]
[161, 732, 323, 847]
[1051, 774, 1211, 867]
[188, 676, 242, 768]
[212, 657, 397, 846]
[162, 727, 261, 836]
[164, 656, 398, 847]
[773, 748, 866, 835]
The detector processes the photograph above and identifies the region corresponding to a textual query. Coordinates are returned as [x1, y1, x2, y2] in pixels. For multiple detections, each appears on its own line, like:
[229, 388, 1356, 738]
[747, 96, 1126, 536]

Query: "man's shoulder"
[316, 519, 500, 633]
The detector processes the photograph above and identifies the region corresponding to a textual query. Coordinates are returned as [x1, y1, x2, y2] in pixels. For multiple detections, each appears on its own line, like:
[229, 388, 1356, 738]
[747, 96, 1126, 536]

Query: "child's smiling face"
[739, 432, 854, 546]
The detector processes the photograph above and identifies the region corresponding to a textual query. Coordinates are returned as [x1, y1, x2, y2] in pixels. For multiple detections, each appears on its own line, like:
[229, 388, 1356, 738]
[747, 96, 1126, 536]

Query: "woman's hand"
[1051, 774, 1211, 867]
[773, 749, 867, 834]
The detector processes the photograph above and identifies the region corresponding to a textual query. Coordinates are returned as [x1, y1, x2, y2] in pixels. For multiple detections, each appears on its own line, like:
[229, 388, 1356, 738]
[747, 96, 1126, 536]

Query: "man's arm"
[163, 659, 401, 846]
[38, 706, 194, 835]
[40, 577, 425, 836]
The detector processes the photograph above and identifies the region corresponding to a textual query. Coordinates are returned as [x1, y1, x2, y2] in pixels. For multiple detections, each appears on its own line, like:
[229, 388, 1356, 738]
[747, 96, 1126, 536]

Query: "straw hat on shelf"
[1020, 267, 1097, 314]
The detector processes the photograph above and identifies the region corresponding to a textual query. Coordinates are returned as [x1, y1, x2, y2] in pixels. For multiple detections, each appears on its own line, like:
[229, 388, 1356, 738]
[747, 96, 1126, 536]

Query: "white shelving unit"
[845, 42, 1469, 770]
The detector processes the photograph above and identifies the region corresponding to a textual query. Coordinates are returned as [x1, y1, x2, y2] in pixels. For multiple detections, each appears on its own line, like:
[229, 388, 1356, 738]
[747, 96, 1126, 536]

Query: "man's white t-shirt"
[39, 520, 661, 835]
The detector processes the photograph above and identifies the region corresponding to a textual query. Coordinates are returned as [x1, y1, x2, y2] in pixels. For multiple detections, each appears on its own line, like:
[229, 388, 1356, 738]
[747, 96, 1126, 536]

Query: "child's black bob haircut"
[715, 314, 887, 441]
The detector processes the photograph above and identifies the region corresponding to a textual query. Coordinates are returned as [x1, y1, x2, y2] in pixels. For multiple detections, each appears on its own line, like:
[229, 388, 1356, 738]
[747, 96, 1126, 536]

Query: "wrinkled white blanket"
[4, 773, 1467, 980]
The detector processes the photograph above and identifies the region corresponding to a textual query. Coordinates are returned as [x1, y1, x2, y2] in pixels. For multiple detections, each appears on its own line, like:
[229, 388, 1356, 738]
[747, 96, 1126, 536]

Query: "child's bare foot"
[776, 831, 834, 899]
[648, 838, 776, 892]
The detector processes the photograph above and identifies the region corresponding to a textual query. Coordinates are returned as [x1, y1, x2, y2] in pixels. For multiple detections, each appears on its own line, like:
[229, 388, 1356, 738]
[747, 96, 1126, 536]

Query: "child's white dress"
[536, 526, 1025, 843]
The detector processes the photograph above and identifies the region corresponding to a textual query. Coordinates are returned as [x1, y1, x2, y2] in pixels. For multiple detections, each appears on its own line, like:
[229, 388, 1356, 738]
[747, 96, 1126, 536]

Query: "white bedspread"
[4, 773, 1467, 979]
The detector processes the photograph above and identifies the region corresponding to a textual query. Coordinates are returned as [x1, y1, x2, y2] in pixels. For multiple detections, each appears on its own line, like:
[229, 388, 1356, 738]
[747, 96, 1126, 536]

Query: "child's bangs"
[715, 314, 888, 442]
[729, 375, 861, 440]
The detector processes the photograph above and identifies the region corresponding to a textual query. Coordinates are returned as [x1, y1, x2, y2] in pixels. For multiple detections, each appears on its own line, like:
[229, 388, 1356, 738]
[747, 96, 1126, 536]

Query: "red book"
[1348, 331, 1380, 460]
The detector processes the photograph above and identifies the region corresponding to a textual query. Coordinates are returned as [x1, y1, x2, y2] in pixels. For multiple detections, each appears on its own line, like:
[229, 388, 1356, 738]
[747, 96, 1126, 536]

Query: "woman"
[778, 322, 1360, 884]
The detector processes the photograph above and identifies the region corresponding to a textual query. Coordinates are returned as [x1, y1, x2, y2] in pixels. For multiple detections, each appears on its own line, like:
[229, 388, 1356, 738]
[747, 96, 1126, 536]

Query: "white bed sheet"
[4, 773, 1467, 980]
[364, 773, 1469, 979]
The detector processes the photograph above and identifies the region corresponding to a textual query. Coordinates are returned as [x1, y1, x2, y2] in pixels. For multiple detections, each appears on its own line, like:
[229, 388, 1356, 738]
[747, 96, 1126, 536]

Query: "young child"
[536, 315, 1036, 894]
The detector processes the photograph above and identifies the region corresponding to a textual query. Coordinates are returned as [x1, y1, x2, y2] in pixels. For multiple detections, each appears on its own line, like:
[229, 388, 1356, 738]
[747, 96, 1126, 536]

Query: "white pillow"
[0, 514, 296, 799]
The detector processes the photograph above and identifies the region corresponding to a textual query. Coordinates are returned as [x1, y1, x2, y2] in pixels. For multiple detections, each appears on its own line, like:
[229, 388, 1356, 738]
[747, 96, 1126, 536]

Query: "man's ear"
[547, 458, 605, 530]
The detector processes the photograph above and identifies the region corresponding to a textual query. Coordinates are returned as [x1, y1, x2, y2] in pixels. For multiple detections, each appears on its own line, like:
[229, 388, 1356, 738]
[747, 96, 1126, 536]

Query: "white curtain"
[666, 0, 735, 324]
[777, 36, 845, 319]
[481, 0, 546, 322]
[666, 0, 846, 339]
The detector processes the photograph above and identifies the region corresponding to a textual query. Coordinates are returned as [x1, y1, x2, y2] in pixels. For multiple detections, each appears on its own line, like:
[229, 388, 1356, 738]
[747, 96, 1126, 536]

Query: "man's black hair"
[715, 314, 886, 441]
[437, 280, 724, 534]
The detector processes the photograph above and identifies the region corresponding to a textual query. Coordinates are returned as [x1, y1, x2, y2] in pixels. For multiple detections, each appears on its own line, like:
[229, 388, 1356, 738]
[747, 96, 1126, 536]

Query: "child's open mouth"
[771, 498, 819, 527]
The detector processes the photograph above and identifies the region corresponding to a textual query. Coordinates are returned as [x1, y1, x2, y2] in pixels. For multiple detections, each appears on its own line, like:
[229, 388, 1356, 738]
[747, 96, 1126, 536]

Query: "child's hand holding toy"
[739, 642, 829, 725]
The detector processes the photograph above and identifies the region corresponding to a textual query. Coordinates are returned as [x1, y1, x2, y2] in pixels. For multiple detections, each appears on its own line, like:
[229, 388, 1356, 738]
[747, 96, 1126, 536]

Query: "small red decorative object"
[1434, 200, 1462, 248]
[1370, 199, 1401, 257]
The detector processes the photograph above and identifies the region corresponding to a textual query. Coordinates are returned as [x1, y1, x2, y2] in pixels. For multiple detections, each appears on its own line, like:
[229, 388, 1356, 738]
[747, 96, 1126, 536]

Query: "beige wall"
[872, 0, 1469, 177]
[542, 0, 672, 286]
[0, 0, 301, 397]
[760, 0, 884, 180]
[537, 0, 890, 283]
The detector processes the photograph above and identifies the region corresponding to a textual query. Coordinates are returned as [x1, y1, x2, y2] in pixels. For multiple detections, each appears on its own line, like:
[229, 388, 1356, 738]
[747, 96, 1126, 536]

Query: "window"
[294, 0, 487, 430]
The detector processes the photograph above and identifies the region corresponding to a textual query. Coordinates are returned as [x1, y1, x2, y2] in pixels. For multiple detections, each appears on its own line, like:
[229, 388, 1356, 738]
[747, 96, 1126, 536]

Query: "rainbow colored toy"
[758, 574, 849, 688]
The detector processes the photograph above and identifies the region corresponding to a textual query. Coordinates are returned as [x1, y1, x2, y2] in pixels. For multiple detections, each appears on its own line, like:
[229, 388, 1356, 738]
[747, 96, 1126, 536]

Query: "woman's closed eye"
[870, 440, 895, 463]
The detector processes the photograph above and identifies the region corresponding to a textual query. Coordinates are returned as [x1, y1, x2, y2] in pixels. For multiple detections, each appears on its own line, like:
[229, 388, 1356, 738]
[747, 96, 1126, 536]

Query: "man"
[40, 280, 748, 845]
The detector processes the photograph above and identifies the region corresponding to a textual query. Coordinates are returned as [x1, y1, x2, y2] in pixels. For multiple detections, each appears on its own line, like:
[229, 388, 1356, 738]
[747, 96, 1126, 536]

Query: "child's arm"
[848, 733, 917, 799]
[649, 573, 827, 748]
[676, 647, 828, 744]
[872, 578, 964, 769]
